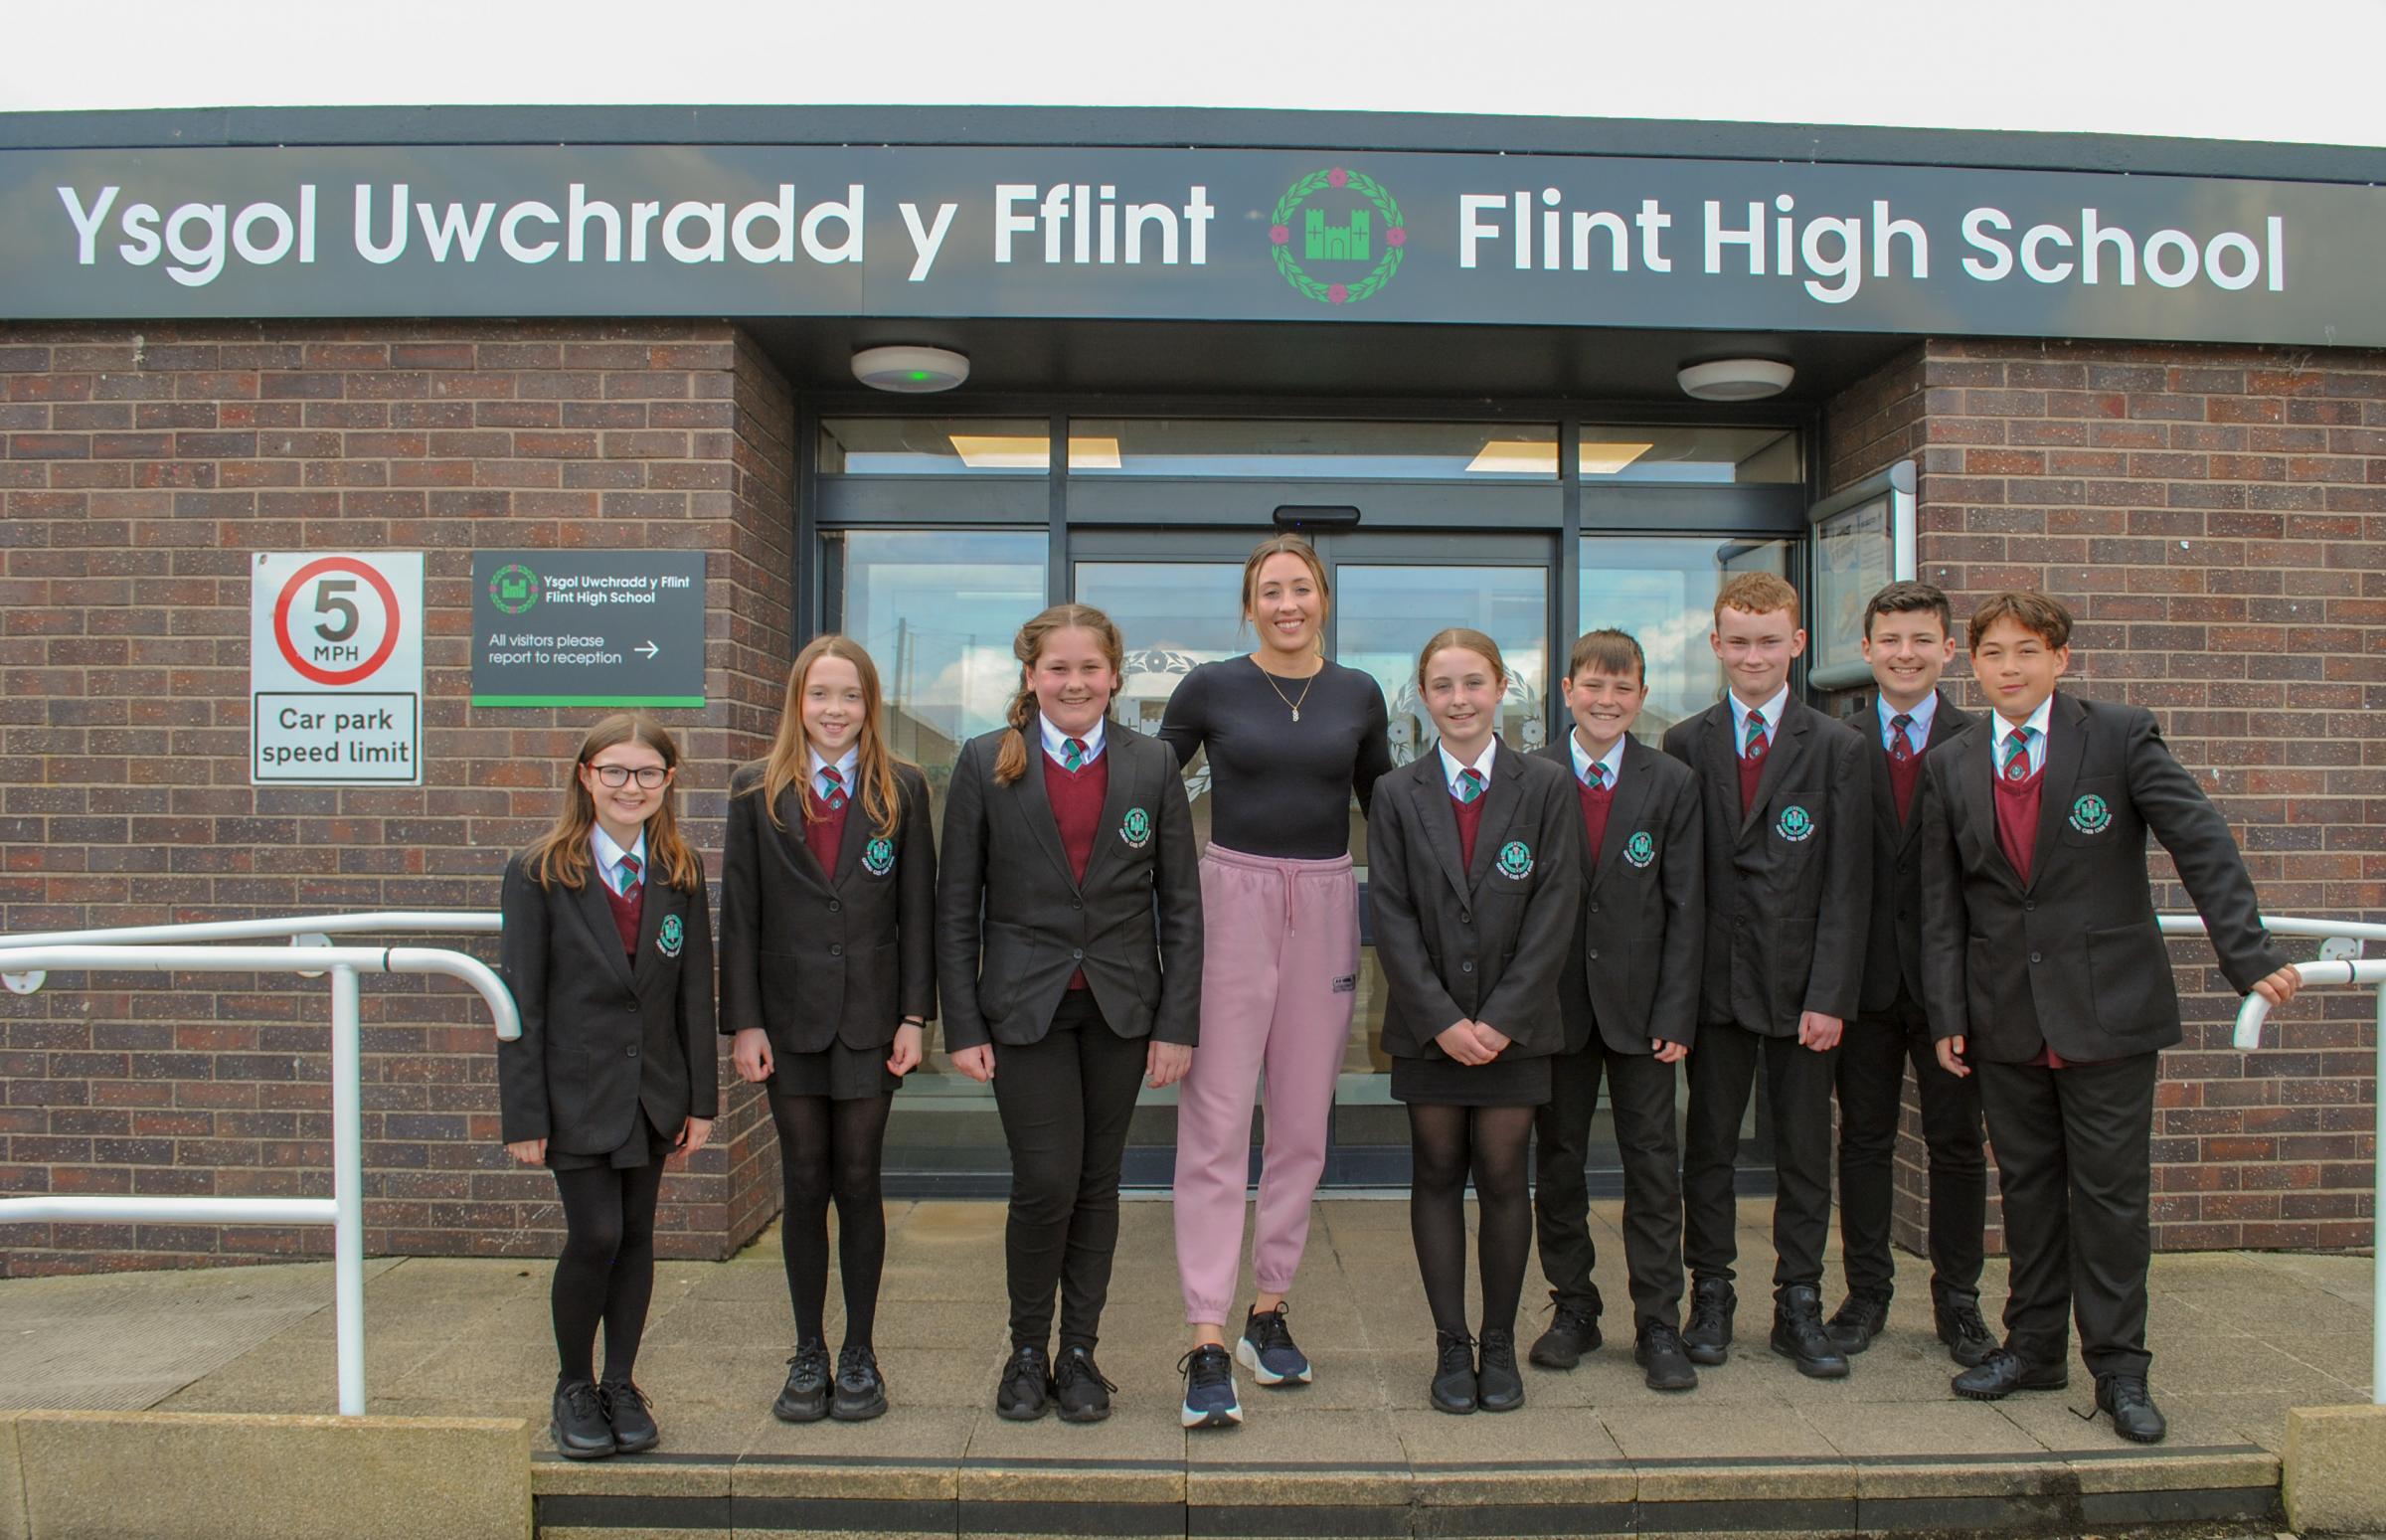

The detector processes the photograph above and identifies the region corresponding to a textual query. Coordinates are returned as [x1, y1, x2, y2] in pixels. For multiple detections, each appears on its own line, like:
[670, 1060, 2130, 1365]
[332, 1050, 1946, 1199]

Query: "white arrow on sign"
[636, 641, 659, 658]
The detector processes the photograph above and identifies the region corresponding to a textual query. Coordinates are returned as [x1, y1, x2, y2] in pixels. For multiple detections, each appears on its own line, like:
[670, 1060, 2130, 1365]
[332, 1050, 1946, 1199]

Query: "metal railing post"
[330, 961, 366, 1418]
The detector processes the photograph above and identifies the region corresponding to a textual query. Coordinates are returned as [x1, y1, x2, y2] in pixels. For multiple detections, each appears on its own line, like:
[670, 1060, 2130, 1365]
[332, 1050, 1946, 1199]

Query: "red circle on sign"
[273, 556, 403, 687]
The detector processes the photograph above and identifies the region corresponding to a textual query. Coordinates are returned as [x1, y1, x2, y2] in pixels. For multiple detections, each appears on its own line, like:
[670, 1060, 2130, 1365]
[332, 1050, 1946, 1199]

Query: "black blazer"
[1532, 737, 1704, 1056]
[1367, 741, 1581, 1062]
[718, 759, 937, 1056]
[1918, 690, 2290, 1063]
[1661, 694, 1872, 1036]
[936, 725, 1202, 1050]
[497, 848, 719, 1153]
[1859, 692, 1983, 1016]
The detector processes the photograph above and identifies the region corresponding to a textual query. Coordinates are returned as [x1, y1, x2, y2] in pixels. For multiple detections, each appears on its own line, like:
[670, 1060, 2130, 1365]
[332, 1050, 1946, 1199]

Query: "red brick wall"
[1824, 338, 2384, 1255]
[0, 320, 796, 1275]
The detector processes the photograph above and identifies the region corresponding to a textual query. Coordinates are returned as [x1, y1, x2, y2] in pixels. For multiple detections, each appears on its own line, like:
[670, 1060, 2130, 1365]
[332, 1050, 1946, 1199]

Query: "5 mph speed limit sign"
[251, 552, 425, 784]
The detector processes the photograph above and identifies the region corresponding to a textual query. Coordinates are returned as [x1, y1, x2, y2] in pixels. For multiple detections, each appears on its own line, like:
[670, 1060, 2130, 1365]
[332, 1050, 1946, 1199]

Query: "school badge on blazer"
[862, 835, 896, 876]
[1623, 829, 1655, 869]
[1496, 839, 1534, 880]
[1119, 807, 1152, 849]
[1777, 805, 1815, 842]
[2069, 793, 2112, 834]
[658, 913, 685, 957]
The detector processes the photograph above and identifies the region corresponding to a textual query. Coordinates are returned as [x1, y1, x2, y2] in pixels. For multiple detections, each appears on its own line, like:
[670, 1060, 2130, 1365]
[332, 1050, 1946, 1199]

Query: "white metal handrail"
[0, 910, 501, 995]
[0, 939, 519, 1417]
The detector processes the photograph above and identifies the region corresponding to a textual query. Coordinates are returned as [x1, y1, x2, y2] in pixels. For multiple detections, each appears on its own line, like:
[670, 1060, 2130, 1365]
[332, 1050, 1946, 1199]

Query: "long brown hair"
[746, 634, 908, 841]
[992, 604, 1125, 786]
[523, 713, 701, 891]
[1240, 534, 1330, 655]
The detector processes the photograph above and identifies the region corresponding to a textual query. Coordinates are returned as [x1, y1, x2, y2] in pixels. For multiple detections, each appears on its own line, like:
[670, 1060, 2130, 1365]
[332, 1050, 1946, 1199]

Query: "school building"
[0, 105, 2378, 1276]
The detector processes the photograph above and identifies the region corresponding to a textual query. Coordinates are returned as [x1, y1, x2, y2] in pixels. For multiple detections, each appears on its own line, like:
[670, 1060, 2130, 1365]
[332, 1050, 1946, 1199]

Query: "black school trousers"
[1681, 1019, 1836, 1293]
[1533, 1037, 1685, 1331]
[989, 990, 1147, 1354]
[1833, 992, 1986, 1307]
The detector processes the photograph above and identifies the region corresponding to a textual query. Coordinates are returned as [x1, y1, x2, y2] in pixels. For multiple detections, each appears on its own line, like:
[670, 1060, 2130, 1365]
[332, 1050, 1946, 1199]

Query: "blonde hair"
[523, 713, 701, 891]
[1240, 535, 1330, 654]
[1417, 627, 1508, 690]
[746, 634, 908, 842]
[992, 604, 1126, 786]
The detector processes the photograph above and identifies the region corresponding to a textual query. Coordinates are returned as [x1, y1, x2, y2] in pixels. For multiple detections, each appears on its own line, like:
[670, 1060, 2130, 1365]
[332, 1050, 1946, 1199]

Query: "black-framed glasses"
[589, 764, 669, 788]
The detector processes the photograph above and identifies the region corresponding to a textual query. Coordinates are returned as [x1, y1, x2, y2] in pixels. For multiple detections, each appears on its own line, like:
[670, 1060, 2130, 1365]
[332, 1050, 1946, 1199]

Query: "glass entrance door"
[1073, 531, 1554, 1185]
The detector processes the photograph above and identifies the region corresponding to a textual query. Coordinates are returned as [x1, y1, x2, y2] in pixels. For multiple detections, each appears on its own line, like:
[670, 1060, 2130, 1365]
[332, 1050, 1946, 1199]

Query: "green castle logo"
[488, 563, 539, 616]
[1270, 166, 1407, 305]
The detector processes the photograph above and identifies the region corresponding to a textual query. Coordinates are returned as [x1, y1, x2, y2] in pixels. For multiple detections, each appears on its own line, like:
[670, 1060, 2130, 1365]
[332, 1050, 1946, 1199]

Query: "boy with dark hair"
[1918, 591, 2300, 1444]
[1529, 628, 1704, 1391]
[1661, 572, 1871, 1379]
[1826, 582, 1995, 1367]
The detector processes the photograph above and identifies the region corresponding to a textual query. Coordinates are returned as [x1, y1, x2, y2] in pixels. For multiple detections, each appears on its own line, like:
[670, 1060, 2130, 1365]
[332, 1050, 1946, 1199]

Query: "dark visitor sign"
[2, 144, 2378, 346]
[470, 551, 706, 710]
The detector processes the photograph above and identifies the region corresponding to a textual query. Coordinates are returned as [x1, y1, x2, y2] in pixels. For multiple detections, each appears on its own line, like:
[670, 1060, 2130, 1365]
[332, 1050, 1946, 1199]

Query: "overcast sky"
[3, 0, 2381, 149]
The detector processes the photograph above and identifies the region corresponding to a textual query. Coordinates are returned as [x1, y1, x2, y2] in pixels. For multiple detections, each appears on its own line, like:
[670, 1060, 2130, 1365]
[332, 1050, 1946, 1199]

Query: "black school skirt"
[771, 1039, 902, 1101]
[1389, 1050, 1551, 1108]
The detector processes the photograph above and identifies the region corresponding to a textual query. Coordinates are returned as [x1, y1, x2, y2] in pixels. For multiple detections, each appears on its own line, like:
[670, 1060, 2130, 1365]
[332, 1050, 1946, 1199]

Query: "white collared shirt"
[1438, 738, 1499, 799]
[809, 745, 860, 801]
[591, 824, 647, 897]
[1727, 684, 1790, 758]
[1877, 691, 1939, 756]
[1570, 730, 1625, 790]
[1989, 695, 2055, 778]
[1039, 712, 1108, 769]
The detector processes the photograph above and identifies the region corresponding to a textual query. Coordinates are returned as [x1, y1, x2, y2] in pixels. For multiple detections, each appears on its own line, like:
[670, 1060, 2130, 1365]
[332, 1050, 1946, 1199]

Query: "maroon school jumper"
[1451, 786, 1488, 871]
[1994, 756, 2084, 1069]
[1886, 722, 1924, 825]
[1739, 728, 1771, 817]
[601, 874, 642, 961]
[803, 786, 849, 875]
[1043, 746, 1108, 988]
[1577, 770, 1617, 866]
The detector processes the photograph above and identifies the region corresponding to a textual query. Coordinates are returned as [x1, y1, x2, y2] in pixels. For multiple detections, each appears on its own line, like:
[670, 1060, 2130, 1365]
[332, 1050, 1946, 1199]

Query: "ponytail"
[991, 684, 1039, 786]
[988, 603, 1126, 787]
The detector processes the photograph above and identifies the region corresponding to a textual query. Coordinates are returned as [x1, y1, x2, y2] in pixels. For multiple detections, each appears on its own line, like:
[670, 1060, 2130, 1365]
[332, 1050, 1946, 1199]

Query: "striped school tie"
[1063, 737, 1089, 772]
[2002, 727, 2035, 782]
[616, 851, 642, 898]
[1890, 714, 1916, 765]
[1455, 768, 1486, 804]
[1743, 709, 1769, 760]
[818, 767, 848, 810]
[1584, 762, 1608, 791]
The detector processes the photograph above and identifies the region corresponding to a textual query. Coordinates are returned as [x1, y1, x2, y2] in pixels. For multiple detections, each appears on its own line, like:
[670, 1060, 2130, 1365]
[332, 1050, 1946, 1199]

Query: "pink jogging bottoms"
[1172, 842, 1360, 1324]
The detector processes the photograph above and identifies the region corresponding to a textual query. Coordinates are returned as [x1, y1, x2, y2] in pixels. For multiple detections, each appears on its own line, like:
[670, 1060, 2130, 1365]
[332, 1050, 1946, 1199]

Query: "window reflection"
[1576, 426, 1801, 484]
[1577, 537, 1791, 742]
[1070, 420, 1558, 480]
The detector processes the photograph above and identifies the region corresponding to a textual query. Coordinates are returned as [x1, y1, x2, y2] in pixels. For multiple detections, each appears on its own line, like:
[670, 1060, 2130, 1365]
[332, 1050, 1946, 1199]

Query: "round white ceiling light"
[852, 345, 970, 393]
[1677, 358, 1795, 402]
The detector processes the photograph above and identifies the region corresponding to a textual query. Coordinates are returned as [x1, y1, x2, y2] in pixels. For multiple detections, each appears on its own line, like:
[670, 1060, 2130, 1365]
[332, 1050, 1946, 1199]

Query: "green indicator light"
[909, 370, 934, 381]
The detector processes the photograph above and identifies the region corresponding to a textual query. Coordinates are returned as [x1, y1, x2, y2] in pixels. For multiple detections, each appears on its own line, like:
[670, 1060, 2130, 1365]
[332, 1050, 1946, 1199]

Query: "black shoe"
[1430, 1330, 1477, 1415]
[1528, 1300, 1603, 1370]
[1052, 1345, 1115, 1424]
[1769, 1285, 1851, 1379]
[1634, 1323, 1700, 1392]
[1825, 1289, 1892, 1355]
[1682, 1278, 1735, 1366]
[1238, 1303, 1313, 1387]
[550, 1378, 616, 1459]
[1178, 1341, 1243, 1430]
[2096, 1375, 2167, 1444]
[1952, 1348, 2069, 1401]
[772, 1340, 831, 1424]
[830, 1344, 887, 1422]
[598, 1378, 658, 1454]
[996, 1343, 1053, 1421]
[1475, 1327, 1525, 1413]
[1936, 1300, 1997, 1368]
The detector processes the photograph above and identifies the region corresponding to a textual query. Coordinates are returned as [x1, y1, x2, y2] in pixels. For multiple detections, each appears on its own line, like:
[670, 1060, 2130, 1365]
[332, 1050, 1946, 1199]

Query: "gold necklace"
[1255, 658, 1318, 722]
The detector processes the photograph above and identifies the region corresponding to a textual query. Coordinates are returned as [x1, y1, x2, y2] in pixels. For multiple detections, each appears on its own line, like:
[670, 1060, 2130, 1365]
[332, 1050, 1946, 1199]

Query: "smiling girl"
[1363, 629, 1579, 1416]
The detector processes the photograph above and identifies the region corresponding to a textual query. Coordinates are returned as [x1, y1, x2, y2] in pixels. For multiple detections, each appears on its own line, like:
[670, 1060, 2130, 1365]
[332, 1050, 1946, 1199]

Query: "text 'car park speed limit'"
[251, 552, 425, 784]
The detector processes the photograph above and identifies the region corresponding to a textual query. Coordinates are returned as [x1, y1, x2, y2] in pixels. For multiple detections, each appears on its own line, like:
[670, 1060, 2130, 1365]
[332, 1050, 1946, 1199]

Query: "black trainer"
[1936, 1299, 1997, 1368]
[1825, 1289, 1892, 1355]
[1430, 1330, 1477, 1415]
[1178, 1341, 1243, 1430]
[1475, 1327, 1525, 1413]
[1238, 1302, 1313, 1386]
[550, 1378, 615, 1459]
[996, 1343, 1053, 1421]
[2096, 1374, 2167, 1444]
[1052, 1345, 1115, 1424]
[830, 1344, 887, 1422]
[599, 1377, 658, 1454]
[1634, 1323, 1700, 1392]
[772, 1341, 831, 1424]
[1769, 1284, 1851, 1379]
[1682, 1278, 1736, 1366]
[1528, 1300, 1603, 1370]
[1953, 1348, 2069, 1401]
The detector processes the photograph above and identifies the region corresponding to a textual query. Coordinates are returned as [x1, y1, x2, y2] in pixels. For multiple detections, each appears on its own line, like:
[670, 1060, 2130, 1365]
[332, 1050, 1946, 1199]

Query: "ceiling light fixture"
[1676, 358, 1794, 402]
[852, 345, 970, 393]
[1579, 441, 1655, 475]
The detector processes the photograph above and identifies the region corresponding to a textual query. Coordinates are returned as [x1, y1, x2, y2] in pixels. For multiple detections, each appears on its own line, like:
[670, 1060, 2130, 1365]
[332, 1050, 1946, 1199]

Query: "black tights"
[551, 1158, 666, 1385]
[1408, 1104, 1537, 1339]
[769, 1089, 894, 1348]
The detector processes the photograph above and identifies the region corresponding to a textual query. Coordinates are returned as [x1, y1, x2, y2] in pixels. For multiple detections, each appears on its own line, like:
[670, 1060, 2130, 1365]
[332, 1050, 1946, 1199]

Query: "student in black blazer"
[1826, 583, 1993, 1366]
[1526, 629, 1704, 1392]
[936, 603, 1202, 1426]
[498, 713, 717, 1461]
[1369, 627, 1580, 1416]
[720, 635, 937, 1426]
[1659, 572, 1871, 1379]
[1918, 591, 2300, 1444]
